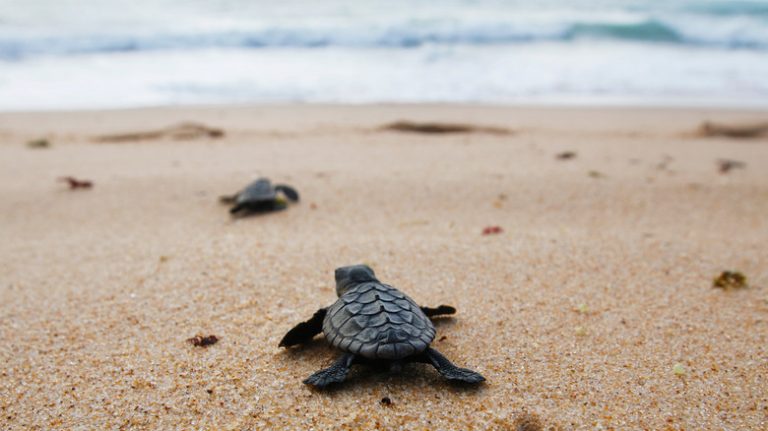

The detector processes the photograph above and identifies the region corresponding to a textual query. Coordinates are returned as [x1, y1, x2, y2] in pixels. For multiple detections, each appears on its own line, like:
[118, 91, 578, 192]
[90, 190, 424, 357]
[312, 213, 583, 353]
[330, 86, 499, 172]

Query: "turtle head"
[334, 264, 377, 296]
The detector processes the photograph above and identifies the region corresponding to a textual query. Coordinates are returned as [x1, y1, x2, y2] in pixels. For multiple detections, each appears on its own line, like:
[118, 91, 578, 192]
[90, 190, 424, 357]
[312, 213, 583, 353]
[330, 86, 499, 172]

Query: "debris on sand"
[672, 363, 686, 377]
[696, 121, 768, 139]
[94, 122, 224, 143]
[482, 226, 503, 235]
[713, 271, 748, 289]
[588, 170, 604, 178]
[575, 303, 589, 315]
[187, 334, 219, 347]
[555, 151, 576, 160]
[399, 219, 430, 227]
[380, 397, 393, 407]
[26, 138, 51, 149]
[656, 155, 674, 171]
[493, 193, 507, 208]
[512, 411, 544, 431]
[381, 121, 511, 135]
[59, 176, 93, 189]
[717, 159, 746, 174]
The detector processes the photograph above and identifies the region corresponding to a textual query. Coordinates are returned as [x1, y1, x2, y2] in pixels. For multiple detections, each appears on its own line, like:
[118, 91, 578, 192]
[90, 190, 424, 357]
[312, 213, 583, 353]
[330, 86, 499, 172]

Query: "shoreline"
[3, 101, 768, 115]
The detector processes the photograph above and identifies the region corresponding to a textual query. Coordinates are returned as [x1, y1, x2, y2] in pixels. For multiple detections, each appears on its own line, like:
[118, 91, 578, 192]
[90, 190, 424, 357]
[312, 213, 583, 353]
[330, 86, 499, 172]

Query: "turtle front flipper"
[274, 184, 300, 202]
[303, 353, 355, 388]
[219, 193, 239, 205]
[229, 203, 247, 215]
[424, 347, 485, 383]
[421, 305, 456, 318]
[279, 308, 327, 347]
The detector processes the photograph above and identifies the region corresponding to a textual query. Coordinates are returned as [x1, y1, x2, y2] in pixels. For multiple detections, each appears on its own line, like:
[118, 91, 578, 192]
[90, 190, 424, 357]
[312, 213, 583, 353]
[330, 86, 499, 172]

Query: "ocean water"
[1, 0, 767, 110]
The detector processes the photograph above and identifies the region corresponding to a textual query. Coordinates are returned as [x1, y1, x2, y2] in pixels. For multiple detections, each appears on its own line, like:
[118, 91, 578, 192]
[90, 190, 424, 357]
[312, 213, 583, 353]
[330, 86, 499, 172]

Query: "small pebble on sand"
[673, 363, 686, 376]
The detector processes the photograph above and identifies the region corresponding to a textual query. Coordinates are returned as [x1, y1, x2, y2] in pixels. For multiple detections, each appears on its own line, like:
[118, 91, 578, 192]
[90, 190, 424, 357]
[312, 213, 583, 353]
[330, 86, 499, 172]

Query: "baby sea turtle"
[220, 177, 299, 215]
[279, 264, 485, 388]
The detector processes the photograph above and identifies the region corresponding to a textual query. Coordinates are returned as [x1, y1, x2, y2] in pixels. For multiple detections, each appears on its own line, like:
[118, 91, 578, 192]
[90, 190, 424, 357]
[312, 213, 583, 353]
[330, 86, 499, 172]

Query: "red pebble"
[59, 176, 93, 189]
[482, 226, 503, 235]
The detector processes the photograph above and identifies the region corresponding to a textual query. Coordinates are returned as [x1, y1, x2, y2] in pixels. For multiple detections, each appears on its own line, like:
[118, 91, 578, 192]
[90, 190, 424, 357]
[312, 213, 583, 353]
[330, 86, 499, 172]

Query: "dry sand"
[1, 105, 767, 430]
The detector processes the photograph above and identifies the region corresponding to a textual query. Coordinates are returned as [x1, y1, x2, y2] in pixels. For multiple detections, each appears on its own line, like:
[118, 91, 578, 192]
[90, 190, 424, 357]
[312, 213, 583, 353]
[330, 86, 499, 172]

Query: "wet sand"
[1, 105, 767, 430]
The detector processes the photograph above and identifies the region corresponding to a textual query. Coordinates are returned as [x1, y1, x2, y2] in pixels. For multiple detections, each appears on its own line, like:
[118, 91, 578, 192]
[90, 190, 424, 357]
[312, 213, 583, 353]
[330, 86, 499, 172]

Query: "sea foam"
[1, 0, 767, 109]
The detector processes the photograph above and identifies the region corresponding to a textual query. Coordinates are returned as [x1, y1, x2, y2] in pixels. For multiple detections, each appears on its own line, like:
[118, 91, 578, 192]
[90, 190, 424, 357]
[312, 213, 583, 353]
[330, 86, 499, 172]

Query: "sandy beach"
[1, 105, 766, 430]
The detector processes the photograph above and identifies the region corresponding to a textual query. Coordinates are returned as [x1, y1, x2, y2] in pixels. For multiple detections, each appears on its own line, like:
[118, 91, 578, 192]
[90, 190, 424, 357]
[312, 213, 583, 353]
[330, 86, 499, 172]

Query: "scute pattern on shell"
[237, 179, 276, 204]
[323, 282, 435, 360]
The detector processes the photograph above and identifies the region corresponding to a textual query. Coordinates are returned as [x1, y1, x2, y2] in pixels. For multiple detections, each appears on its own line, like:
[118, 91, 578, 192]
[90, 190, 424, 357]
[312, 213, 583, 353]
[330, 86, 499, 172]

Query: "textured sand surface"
[1, 105, 767, 430]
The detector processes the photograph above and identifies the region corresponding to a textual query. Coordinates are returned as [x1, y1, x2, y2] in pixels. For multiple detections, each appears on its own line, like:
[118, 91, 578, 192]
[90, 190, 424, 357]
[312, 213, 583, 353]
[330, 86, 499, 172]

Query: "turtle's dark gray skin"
[279, 264, 485, 388]
[220, 177, 299, 215]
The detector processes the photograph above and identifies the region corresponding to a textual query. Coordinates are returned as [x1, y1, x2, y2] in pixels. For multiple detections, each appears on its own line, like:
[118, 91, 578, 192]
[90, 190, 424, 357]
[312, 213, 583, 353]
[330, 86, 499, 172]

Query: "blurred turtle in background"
[220, 177, 299, 215]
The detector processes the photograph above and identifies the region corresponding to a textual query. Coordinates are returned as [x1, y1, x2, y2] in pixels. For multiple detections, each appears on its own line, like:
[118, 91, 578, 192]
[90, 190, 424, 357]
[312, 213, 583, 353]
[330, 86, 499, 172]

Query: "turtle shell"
[323, 282, 435, 360]
[236, 178, 276, 204]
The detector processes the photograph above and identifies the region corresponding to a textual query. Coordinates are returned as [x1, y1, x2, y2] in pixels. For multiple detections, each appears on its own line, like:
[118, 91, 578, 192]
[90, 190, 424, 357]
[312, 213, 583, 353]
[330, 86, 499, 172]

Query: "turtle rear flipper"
[424, 347, 484, 383]
[279, 308, 327, 347]
[421, 305, 456, 318]
[303, 353, 355, 388]
[275, 184, 300, 202]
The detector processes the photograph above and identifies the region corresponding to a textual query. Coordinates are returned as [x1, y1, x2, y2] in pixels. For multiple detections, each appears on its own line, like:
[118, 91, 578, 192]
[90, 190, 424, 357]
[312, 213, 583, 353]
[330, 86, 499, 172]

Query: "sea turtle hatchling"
[220, 177, 299, 215]
[279, 264, 485, 388]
